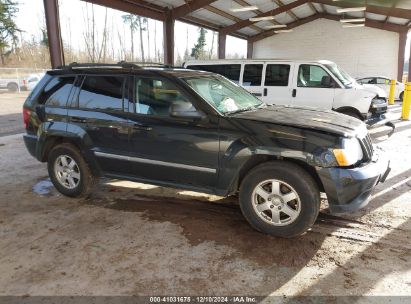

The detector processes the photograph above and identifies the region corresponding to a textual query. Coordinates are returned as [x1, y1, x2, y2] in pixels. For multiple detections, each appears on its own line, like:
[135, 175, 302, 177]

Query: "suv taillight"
[23, 107, 30, 129]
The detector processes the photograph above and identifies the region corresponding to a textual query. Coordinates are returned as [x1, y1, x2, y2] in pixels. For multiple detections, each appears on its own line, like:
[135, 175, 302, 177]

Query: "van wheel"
[399, 92, 404, 101]
[47, 143, 96, 197]
[239, 161, 320, 238]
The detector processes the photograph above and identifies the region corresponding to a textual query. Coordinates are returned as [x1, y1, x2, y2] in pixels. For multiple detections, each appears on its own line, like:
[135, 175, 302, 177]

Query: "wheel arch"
[334, 106, 365, 121]
[228, 154, 325, 195]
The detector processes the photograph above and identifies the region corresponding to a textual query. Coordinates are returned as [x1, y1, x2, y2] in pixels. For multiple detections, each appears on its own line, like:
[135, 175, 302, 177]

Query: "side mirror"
[321, 75, 334, 88]
[170, 101, 206, 119]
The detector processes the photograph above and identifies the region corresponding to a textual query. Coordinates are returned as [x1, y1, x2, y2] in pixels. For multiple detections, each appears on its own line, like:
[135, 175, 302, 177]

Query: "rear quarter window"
[44, 76, 76, 107]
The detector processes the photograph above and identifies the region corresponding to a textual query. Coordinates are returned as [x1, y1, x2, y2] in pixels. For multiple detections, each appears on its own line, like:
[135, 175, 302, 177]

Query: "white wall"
[253, 18, 399, 79]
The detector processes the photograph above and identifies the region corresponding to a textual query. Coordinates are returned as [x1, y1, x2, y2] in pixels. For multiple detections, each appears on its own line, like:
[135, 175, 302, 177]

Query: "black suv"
[23, 62, 390, 238]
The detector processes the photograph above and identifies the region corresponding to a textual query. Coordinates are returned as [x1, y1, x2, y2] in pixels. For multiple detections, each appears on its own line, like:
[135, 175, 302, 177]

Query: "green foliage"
[0, 0, 20, 52]
[191, 27, 207, 60]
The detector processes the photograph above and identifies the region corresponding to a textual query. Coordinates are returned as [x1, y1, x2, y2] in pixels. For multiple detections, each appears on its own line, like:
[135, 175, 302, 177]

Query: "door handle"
[131, 123, 152, 131]
[292, 89, 297, 97]
[252, 93, 262, 97]
[263, 88, 267, 96]
[70, 116, 87, 123]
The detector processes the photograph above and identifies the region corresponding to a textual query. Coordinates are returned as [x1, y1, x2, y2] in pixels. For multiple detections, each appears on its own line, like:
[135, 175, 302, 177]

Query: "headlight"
[333, 137, 363, 166]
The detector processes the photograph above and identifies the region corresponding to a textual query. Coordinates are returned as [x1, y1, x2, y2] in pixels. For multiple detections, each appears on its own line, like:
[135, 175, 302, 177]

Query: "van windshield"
[324, 63, 356, 88]
[184, 75, 264, 115]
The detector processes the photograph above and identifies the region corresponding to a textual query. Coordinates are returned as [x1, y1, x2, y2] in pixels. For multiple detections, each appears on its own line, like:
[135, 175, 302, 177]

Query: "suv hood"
[233, 105, 366, 137]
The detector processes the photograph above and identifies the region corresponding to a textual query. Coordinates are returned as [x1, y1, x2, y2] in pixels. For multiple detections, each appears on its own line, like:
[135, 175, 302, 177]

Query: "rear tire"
[47, 143, 96, 197]
[239, 161, 320, 238]
[400, 92, 404, 102]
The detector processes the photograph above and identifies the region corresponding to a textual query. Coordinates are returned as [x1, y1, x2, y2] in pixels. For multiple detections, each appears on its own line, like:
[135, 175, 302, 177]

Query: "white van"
[184, 59, 387, 122]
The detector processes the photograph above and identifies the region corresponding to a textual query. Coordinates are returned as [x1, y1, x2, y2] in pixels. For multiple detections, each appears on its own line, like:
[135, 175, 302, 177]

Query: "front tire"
[399, 92, 404, 102]
[239, 161, 320, 238]
[47, 143, 96, 197]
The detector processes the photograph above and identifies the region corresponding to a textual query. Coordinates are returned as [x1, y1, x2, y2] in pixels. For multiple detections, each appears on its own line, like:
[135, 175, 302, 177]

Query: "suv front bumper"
[316, 153, 390, 214]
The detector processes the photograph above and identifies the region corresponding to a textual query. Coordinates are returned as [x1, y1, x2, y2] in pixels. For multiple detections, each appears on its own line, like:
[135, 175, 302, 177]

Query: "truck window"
[188, 64, 241, 83]
[44, 76, 76, 107]
[78, 76, 125, 111]
[243, 64, 263, 86]
[297, 65, 331, 88]
[265, 64, 290, 86]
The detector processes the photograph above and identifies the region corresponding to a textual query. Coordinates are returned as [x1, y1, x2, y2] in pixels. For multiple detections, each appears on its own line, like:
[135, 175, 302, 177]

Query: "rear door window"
[78, 75, 125, 111]
[243, 64, 263, 86]
[188, 64, 241, 83]
[265, 64, 290, 86]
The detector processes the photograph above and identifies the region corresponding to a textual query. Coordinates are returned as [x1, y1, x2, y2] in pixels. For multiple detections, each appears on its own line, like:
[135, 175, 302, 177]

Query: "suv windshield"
[325, 63, 356, 88]
[184, 76, 264, 114]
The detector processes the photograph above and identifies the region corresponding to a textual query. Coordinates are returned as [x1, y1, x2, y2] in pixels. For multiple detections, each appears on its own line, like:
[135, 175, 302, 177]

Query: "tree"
[0, 0, 20, 65]
[191, 27, 207, 60]
[122, 15, 147, 62]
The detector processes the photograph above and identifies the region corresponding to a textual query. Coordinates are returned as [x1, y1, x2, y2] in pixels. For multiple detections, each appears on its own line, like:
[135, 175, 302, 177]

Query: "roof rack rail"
[118, 61, 176, 69]
[58, 62, 142, 70]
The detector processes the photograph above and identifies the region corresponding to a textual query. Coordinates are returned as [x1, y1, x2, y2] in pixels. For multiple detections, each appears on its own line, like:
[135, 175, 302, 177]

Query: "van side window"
[297, 65, 332, 88]
[78, 76, 125, 111]
[265, 64, 290, 86]
[135, 78, 192, 116]
[42, 76, 75, 107]
[188, 64, 241, 83]
[243, 64, 263, 86]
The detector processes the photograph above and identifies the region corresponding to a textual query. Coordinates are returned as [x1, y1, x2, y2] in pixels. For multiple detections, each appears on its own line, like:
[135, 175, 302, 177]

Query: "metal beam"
[321, 13, 408, 33]
[250, 13, 319, 42]
[44, 0, 64, 68]
[398, 31, 407, 81]
[171, 0, 218, 19]
[205, 5, 263, 33]
[83, 0, 165, 20]
[220, 0, 307, 35]
[273, 0, 299, 21]
[218, 31, 226, 59]
[163, 11, 174, 65]
[308, 2, 318, 14]
[233, 0, 282, 27]
[313, 0, 411, 20]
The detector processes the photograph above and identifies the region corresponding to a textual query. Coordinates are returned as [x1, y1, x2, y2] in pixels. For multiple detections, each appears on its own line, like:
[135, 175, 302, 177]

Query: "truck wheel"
[239, 161, 320, 238]
[47, 143, 96, 198]
[7, 82, 18, 92]
[400, 92, 404, 101]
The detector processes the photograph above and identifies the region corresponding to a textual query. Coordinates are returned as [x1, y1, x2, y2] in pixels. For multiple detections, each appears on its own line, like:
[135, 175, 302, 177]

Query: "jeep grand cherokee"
[23, 62, 390, 238]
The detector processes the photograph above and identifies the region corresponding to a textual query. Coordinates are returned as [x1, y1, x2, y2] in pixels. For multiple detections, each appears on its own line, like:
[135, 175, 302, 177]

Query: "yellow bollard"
[388, 79, 396, 105]
[401, 83, 411, 120]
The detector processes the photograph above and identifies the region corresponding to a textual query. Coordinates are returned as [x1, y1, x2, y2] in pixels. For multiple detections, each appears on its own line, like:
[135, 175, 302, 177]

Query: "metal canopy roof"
[84, 0, 411, 41]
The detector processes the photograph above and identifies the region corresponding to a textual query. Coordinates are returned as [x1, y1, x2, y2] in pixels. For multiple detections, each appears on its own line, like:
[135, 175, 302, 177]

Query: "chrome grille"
[360, 134, 374, 161]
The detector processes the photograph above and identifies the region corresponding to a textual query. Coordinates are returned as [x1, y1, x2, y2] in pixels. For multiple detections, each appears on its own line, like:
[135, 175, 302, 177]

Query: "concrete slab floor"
[0, 103, 410, 297]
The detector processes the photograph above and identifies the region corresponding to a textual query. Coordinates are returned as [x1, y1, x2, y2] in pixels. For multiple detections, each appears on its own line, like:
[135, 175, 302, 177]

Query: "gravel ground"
[0, 97, 410, 298]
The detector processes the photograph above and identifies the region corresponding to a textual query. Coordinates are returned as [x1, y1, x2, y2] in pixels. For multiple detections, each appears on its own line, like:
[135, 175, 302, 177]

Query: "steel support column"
[43, 0, 64, 68]
[247, 40, 253, 59]
[218, 31, 226, 59]
[398, 31, 407, 81]
[164, 11, 174, 65]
